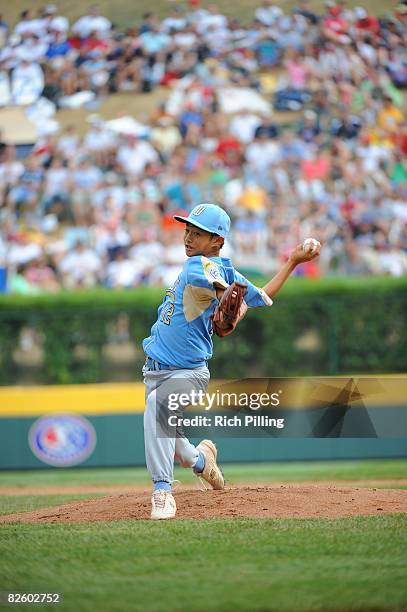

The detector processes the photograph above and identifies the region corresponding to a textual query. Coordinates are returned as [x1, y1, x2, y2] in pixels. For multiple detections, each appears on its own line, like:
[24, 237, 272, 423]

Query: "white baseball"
[302, 238, 320, 254]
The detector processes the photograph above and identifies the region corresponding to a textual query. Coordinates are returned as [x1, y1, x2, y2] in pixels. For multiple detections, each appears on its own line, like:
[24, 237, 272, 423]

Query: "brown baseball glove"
[211, 282, 248, 337]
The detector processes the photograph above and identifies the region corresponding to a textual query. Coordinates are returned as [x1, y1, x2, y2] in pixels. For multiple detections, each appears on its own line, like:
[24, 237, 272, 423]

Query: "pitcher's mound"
[1, 485, 406, 523]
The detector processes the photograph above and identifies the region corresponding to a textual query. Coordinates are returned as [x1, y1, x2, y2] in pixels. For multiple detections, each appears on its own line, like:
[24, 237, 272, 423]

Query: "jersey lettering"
[161, 302, 174, 325]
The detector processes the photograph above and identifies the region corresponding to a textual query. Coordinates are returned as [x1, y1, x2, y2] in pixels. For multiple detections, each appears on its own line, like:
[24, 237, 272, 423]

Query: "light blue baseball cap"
[174, 204, 231, 238]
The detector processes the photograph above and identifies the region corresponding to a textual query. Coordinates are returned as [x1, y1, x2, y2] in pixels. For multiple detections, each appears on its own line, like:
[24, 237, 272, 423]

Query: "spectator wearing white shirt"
[255, 0, 284, 26]
[14, 10, 38, 38]
[106, 248, 138, 288]
[173, 25, 198, 49]
[72, 4, 111, 39]
[22, 6, 66, 39]
[150, 116, 182, 158]
[15, 36, 48, 64]
[42, 5, 69, 35]
[245, 130, 281, 175]
[42, 157, 71, 214]
[196, 4, 228, 34]
[71, 157, 103, 224]
[0, 35, 23, 71]
[377, 244, 407, 277]
[6, 235, 43, 267]
[11, 60, 44, 105]
[202, 23, 231, 53]
[84, 117, 117, 166]
[59, 240, 102, 288]
[116, 136, 159, 176]
[56, 125, 81, 161]
[0, 146, 24, 198]
[161, 7, 187, 33]
[25, 7, 53, 39]
[229, 111, 262, 145]
[129, 230, 164, 269]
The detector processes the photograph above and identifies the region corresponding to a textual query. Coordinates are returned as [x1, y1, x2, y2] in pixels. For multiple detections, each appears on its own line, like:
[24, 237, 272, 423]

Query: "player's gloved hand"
[211, 282, 247, 337]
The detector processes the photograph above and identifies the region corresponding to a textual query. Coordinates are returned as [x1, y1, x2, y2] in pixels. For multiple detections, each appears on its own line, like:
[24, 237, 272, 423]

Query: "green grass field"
[1, 459, 407, 611]
[0, 494, 104, 516]
[1, 458, 407, 489]
[1, 515, 407, 612]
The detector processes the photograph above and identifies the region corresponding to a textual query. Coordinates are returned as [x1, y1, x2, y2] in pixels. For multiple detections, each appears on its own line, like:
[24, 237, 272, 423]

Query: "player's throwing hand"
[289, 239, 322, 265]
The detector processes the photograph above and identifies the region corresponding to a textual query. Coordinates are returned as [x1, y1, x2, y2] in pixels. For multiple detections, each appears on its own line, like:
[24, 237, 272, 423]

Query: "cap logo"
[192, 205, 206, 216]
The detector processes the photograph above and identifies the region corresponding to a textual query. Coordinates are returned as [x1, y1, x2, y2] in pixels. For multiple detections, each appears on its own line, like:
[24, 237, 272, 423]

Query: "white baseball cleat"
[151, 490, 176, 520]
[196, 439, 225, 490]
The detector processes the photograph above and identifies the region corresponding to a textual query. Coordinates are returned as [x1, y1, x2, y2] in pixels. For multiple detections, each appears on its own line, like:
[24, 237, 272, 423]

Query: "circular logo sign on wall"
[28, 414, 96, 467]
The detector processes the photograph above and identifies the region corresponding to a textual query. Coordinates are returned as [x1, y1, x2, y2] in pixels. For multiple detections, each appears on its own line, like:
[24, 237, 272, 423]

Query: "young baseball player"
[143, 203, 320, 519]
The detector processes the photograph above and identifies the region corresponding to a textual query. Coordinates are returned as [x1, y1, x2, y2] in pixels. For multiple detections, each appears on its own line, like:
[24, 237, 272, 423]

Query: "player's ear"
[211, 234, 224, 249]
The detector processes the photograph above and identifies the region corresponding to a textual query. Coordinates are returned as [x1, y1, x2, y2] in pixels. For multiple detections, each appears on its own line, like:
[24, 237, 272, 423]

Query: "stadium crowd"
[0, 1, 407, 292]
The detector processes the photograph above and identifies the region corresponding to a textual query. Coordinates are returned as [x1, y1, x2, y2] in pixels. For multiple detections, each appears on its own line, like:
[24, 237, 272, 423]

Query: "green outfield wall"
[0, 383, 406, 469]
[1, 414, 406, 470]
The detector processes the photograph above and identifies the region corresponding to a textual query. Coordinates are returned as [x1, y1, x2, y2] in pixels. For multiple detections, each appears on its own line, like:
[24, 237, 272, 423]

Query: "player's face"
[184, 224, 219, 257]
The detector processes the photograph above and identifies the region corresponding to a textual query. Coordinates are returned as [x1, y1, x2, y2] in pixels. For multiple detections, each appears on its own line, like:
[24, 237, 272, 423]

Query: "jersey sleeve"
[234, 270, 273, 308]
[186, 256, 229, 290]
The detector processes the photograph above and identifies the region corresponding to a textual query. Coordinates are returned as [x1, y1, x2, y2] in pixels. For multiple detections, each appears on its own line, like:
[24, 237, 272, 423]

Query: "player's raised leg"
[175, 436, 225, 489]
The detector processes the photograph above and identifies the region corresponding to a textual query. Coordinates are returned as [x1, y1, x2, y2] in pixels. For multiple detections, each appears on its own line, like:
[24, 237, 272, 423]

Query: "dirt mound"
[2, 479, 407, 496]
[1, 485, 406, 523]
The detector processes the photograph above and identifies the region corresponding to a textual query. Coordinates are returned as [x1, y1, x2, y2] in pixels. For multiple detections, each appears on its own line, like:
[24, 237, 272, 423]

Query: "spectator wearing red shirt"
[340, 191, 358, 227]
[216, 130, 243, 169]
[395, 122, 407, 157]
[354, 7, 380, 38]
[301, 153, 331, 182]
[81, 30, 110, 54]
[322, 2, 351, 44]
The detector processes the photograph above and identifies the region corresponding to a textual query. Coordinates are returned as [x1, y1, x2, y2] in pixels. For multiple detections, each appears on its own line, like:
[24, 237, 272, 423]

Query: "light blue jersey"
[143, 255, 272, 368]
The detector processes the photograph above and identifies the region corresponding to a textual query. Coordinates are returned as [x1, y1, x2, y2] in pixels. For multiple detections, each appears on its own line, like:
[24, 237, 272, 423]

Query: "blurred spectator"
[6, 234, 42, 267]
[322, 2, 351, 45]
[377, 96, 404, 135]
[44, 5, 69, 34]
[8, 262, 43, 294]
[46, 32, 72, 59]
[11, 59, 44, 105]
[150, 116, 182, 158]
[255, 0, 284, 26]
[42, 156, 71, 214]
[117, 135, 159, 176]
[24, 254, 61, 292]
[72, 4, 111, 39]
[59, 240, 102, 287]
[106, 248, 138, 288]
